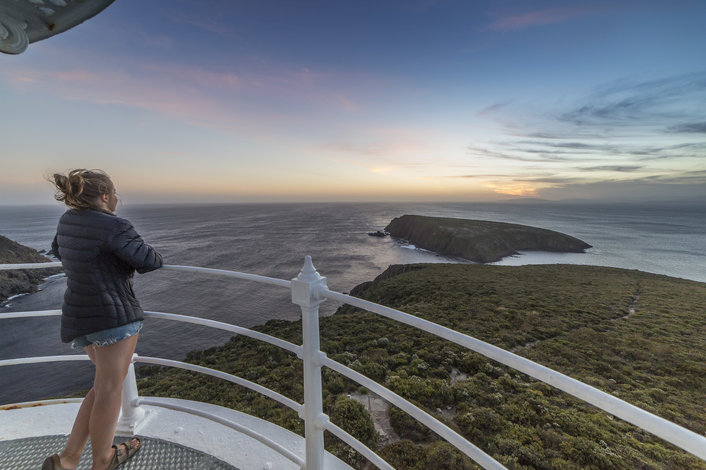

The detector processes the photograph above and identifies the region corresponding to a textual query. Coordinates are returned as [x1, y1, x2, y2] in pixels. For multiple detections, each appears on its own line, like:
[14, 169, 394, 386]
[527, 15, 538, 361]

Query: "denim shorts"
[71, 321, 143, 349]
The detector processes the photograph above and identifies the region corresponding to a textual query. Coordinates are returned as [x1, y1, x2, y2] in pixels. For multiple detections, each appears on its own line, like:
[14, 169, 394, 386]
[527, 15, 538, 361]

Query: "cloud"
[167, 11, 232, 36]
[577, 166, 642, 172]
[486, 5, 604, 32]
[0, 55, 364, 137]
[471, 73, 706, 191]
[668, 122, 706, 134]
[514, 176, 586, 184]
[467, 145, 574, 163]
[536, 141, 615, 150]
[559, 74, 706, 129]
[445, 173, 528, 179]
[537, 180, 706, 202]
[477, 101, 511, 116]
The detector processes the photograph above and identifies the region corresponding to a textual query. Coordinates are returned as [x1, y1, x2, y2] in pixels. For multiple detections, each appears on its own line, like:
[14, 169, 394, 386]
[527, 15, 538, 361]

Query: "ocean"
[1, 201, 705, 404]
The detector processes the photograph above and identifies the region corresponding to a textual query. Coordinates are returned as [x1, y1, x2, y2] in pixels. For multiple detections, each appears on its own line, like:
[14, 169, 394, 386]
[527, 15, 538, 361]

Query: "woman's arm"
[50, 234, 62, 260]
[107, 219, 163, 274]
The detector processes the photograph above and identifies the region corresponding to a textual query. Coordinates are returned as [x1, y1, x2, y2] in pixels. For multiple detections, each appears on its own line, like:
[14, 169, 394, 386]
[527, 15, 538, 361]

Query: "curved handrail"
[0, 309, 302, 356]
[0, 263, 292, 290]
[0, 353, 301, 413]
[137, 397, 305, 467]
[0, 352, 307, 467]
[0, 309, 61, 319]
[160, 264, 292, 289]
[135, 355, 302, 413]
[0, 262, 61, 270]
[143, 311, 301, 355]
[319, 287, 706, 461]
[321, 356, 504, 469]
[2, 261, 705, 465]
[0, 354, 89, 367]
[325, 421, 394, 470]
[0, 315, 477, 468]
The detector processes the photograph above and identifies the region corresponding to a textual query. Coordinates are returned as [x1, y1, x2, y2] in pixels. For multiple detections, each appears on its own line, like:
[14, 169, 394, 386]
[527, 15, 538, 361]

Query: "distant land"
[498, 197, 706, 206]
[384, 215, 592, 263]
[0, 235, 61, 304]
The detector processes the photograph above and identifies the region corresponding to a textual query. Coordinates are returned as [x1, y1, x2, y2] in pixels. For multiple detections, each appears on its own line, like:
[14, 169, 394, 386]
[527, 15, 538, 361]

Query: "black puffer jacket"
[51, 209, 163, 343]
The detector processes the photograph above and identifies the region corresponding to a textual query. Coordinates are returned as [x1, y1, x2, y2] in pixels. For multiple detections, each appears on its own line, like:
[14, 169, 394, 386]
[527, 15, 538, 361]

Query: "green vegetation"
[137, 264, 705, 469]
[0, 235, 61, 303]
[384, 215, 591, 262]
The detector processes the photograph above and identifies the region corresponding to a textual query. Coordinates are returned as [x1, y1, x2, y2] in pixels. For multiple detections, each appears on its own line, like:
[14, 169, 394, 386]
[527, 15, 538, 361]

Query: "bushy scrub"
[136, 264, 706, 469]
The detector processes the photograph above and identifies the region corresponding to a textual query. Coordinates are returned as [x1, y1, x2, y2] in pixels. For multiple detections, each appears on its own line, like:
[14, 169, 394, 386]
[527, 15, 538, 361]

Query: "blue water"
[1, 202, 704, 403]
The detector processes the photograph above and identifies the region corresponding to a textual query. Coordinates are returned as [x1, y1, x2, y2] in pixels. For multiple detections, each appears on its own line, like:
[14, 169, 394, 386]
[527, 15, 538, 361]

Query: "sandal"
[106, 437, 141, 470]
[41, 454, 71, 470]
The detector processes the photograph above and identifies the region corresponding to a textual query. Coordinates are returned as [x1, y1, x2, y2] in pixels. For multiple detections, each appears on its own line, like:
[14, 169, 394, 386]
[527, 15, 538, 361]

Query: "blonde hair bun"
[50, 169, 113, 210]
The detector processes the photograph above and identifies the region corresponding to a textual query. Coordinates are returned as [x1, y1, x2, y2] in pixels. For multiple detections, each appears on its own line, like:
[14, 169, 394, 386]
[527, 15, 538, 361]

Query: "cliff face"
[384, 215, 592, 263]
[0, 235, 61, 303]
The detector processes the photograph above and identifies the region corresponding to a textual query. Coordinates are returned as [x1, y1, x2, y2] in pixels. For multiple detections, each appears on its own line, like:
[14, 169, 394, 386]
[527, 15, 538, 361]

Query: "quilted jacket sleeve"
[51, 234, 61, 260]
[107, 218, 163, 274]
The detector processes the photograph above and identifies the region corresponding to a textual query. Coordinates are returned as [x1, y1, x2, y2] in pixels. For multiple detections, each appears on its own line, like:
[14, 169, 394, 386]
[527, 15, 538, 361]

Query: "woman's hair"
[50, 169, 114, 209]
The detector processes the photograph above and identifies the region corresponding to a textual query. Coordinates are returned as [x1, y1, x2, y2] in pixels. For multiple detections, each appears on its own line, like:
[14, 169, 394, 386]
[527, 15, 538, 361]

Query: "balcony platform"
[0, 397, 352, 470]
[0, 434, 237, 470]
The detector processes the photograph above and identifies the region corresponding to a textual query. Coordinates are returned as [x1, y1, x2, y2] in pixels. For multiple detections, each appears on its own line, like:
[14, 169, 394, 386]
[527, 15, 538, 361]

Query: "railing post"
[116, 354, 146, 435]
[291, 256, 328, 470]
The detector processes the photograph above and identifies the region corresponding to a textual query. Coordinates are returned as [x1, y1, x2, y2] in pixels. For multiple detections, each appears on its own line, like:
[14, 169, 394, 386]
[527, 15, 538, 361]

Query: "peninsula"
[0, 235, 61, 304]
[384, 215, 592, 263]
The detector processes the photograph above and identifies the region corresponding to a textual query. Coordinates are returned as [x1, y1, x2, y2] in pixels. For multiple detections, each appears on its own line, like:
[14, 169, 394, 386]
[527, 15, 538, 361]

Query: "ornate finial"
[296, 255, 321, 282]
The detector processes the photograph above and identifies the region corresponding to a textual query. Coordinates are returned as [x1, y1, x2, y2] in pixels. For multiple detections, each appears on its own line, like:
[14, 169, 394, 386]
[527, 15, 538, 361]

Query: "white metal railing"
[1, 259, 705, 469]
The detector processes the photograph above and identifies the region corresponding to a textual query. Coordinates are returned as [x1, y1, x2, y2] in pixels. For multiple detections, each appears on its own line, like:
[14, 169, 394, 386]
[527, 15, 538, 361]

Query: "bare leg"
[58, 347, 97, 469]
[89, 334, 139, 470]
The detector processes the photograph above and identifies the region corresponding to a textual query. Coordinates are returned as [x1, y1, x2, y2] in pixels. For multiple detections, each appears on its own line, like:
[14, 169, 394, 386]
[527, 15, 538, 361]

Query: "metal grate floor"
[0, 434, 240, 470]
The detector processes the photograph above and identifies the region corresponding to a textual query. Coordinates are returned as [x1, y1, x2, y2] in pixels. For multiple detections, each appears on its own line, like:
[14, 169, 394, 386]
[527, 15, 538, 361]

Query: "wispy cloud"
[486, 5, 604, 32]
[668, 122, 706, 134]
[560, 74, 706, 128]
[0, 54, 364, 135]
[577, 165, 642, 172]
[477, 101, 511, 116]
[467, 145, 575, 163]
[445, 173, 531, 179]
[167, 11, 232, 36]
[471, 73, 706, 197]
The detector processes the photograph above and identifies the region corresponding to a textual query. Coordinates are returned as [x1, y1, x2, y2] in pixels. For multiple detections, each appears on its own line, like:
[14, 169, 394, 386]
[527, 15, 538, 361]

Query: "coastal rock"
[0, 235, 62, 304]
[349, 264, 425, 298]
[385, 215, 592, 263]
[368, 230, 389, 237]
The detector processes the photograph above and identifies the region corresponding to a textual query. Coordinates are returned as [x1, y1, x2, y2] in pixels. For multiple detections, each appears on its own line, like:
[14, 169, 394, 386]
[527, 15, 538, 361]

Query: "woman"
[43, 169, 163, 470]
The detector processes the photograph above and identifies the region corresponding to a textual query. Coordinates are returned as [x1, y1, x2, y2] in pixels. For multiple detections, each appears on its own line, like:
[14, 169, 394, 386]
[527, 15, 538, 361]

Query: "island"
[384, 215, 592, 263]
[0, 235, 61, 304]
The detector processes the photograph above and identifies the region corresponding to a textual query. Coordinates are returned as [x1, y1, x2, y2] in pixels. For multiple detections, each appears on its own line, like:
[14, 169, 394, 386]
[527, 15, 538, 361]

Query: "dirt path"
[348, 391, 400, 445]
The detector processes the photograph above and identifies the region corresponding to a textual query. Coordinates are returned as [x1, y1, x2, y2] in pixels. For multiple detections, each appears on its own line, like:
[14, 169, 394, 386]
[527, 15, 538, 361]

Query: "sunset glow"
[1, 1, 704, 204]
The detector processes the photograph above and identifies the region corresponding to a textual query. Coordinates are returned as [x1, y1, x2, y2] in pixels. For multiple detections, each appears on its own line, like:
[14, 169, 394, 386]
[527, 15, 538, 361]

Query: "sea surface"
[1, 201, 705, 403]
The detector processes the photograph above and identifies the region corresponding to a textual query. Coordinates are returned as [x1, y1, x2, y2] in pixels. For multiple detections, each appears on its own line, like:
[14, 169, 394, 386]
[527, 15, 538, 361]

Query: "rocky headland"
[0, 235, 61, 304]
[385, 214, 592, 263]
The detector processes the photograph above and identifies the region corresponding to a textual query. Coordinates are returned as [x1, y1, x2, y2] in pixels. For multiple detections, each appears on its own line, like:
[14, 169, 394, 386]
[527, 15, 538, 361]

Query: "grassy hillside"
[137, 264, 705, 469]
[384, 215, 591, 262]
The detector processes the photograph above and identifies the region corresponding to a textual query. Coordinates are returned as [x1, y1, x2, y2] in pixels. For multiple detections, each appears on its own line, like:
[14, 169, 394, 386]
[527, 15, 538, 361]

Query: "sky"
[1, 0, 705, 204]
